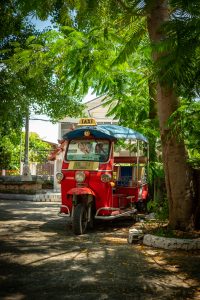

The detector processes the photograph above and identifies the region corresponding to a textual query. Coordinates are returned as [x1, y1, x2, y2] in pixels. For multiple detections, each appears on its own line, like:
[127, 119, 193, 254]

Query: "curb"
[0, 193, 61, 202]
[143, 234, 200, 250]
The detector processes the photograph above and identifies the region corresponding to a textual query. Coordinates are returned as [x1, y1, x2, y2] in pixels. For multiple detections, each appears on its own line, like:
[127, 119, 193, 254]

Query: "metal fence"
[1, 162, 54, 177]
[36, 163, 54, 176]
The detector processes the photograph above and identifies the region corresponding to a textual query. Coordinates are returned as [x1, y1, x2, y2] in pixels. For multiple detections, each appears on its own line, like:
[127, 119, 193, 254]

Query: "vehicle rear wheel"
[136, 201, 147, 213]
[72, 203, 88, 235]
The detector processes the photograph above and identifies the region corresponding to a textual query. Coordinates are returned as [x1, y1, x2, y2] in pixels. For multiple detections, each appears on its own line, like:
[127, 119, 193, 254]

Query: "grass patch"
[138, 220, 200, 239]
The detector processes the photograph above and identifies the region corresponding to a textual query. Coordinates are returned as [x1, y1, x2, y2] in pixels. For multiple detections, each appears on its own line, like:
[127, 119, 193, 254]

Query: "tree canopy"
[1, 0, 200, 230]
[4, 0, 200, 163]
[0, 0, 84, 126]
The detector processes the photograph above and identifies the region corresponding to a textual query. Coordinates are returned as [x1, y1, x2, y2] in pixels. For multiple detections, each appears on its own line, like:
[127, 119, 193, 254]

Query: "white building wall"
[59, 95, 118, 139]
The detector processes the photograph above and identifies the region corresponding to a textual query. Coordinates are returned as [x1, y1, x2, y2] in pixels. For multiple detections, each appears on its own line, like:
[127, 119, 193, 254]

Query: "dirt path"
[0, 200, 199, 300]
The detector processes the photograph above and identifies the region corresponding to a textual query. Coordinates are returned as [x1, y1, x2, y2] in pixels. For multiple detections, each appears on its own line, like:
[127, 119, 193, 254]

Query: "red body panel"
[60, 140, 148, 218]
[115, 184, 148, 202]
[60, 161, 114, 215]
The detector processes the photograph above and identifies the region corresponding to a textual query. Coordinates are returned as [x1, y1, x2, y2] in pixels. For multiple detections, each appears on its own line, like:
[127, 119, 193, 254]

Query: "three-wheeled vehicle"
[57, 118, 149, 235]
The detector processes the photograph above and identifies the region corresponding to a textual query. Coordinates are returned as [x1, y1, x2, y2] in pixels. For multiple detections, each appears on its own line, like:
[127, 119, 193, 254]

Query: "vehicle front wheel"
[72, 203, 88, 235]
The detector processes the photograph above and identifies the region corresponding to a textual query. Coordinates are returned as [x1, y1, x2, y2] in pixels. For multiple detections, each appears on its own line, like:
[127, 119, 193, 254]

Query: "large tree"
[145, 1, 193, 230]
[2, 0, 200, 230]
[73, 0, 200, 230]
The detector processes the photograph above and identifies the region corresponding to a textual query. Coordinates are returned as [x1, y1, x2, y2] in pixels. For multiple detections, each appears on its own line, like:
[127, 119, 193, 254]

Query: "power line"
[29, 118, 66, 124]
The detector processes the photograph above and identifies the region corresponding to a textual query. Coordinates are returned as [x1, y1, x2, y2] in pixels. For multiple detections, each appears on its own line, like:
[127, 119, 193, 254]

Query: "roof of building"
[60, 95, 117, 124]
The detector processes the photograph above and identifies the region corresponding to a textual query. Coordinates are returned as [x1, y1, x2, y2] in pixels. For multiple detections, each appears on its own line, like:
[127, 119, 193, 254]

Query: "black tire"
[88, 209, 95, 230]
[136, 201, 147, 213]
[72, 203, 88, 235]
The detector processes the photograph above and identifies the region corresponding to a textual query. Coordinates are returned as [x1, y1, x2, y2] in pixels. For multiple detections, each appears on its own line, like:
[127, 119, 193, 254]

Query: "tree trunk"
[148, 78, 158, 162]
[193, 169, 200, 229]
[146, 0, 194, 230]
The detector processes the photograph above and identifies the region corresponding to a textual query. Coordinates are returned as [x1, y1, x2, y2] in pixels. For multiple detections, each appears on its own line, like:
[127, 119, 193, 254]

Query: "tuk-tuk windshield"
[66, 139, 110, 162]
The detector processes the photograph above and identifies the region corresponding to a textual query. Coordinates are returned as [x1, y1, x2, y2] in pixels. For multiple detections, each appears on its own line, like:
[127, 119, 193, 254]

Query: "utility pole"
[22, 112, 32, 180]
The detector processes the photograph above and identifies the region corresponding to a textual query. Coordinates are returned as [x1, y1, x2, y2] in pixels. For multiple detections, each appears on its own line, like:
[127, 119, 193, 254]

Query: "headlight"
[56, 172, 64, 182]
[75, 171, 86, 183]
[101, 173, 112, 183]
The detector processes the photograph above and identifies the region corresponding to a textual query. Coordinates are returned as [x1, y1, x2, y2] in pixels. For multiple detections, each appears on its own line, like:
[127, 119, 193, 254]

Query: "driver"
[95, 143, 105, 154]
[95, 143, 108, 162]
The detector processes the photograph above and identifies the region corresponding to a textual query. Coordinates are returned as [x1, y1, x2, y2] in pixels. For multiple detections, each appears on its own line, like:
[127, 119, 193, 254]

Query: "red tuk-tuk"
[57, 118, 149, 235]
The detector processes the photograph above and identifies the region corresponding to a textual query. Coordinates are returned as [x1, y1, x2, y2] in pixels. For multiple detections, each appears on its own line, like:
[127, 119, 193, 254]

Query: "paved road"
[0, 200, 200, 300]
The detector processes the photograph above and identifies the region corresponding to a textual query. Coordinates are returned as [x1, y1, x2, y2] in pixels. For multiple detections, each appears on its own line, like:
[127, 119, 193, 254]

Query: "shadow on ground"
[0, 200, 199, 300]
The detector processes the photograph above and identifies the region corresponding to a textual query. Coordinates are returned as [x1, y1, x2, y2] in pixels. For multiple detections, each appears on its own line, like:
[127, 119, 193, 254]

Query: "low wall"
[0, 176, 43, 195]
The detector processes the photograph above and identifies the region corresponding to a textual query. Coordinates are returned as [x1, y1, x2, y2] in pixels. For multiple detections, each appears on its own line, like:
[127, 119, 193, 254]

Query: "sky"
[29, 116, 58, 144]
[26, 17, 96, 144]
[28, 92, 96, 144]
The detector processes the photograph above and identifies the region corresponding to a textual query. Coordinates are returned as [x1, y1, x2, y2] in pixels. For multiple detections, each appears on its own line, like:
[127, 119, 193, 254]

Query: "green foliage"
[148, 161, 164, 185]
[25, 132, 52, 163]
[0, 131, 52, 171]
[155, 1, 200, 97]
[0, 121, 22, 170]
[149, 225, 175, 238]
[16, 132, 52, 165]
[0, 0, 84, 130]
[147, 161, 168, 220]
[147, 197, 169, 221]
[168, 99, 200, 167]
[1, 0, 200, 173]
[1, 0, 199, 231]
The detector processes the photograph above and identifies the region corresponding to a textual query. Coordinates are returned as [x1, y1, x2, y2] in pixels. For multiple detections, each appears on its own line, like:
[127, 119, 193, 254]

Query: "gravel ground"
[0, 200, 200, 300]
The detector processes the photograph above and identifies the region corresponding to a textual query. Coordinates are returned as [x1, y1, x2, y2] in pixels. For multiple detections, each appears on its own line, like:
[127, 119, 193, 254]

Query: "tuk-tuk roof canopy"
[63, 124, 148, 143]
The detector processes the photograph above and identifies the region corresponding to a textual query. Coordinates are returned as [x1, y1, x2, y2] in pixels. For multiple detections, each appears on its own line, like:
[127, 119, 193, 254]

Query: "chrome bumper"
[95, 207, 137, 220]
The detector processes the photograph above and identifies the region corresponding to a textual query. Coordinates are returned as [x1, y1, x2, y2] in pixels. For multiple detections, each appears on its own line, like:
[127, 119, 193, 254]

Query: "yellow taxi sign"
[78, 118, 97, 126]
